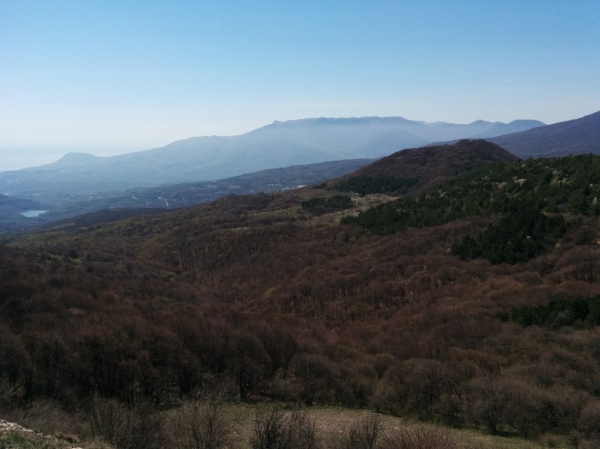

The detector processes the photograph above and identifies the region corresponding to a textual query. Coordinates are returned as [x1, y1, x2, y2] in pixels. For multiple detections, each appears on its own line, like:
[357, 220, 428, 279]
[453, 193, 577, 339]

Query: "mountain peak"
[56, 152, 98, 164]
[59, 152, 95, 159]
[21, 152, 101, 172]
[269, 116, 412, 126]
[507, 119, 546, 126]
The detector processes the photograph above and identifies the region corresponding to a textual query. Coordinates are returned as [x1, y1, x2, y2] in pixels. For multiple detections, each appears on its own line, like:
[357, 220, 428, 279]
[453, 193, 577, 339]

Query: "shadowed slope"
[489, 110, 600, 157]
[333, 139, 518, 195]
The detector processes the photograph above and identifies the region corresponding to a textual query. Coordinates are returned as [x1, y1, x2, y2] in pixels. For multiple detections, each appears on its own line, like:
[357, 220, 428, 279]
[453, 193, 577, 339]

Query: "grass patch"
[202, 405, 568, 449]
[0, 433, 58, 449]
[0, 431, 112, 449]
[2, 404, 569, 449]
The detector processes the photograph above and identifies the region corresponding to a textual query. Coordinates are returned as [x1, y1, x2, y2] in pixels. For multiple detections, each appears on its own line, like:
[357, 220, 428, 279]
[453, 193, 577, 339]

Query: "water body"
[20, 210, 47, 218]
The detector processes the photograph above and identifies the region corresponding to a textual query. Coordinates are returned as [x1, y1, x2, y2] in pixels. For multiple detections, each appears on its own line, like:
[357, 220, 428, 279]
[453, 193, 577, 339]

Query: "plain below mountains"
[0, 116, 543, 196]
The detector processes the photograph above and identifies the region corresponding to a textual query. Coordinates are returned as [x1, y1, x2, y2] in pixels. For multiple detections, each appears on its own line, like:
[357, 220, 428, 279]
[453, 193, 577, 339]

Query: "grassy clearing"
[310, 407, 569, 449]
[0, 432, 112, 449]
[0, 433, 55, 449]
[452, 428, 568, 449]
[0, 429, 111, 449]
[191, 404, 568, 449]
[3, 403, 569, 449]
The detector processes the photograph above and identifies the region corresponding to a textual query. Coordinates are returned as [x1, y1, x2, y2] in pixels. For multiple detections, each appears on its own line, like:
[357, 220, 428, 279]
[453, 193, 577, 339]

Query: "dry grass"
[4, 401, 88, 444]
[0, 430, 113, 449]
[2, 403, 570, 449]
[381, 424, 466, 449]
[193, 405, 569, 449]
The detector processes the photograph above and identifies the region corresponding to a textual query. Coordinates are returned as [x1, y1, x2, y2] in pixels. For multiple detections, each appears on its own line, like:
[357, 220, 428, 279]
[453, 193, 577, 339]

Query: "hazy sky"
[1, 1, 600, 170]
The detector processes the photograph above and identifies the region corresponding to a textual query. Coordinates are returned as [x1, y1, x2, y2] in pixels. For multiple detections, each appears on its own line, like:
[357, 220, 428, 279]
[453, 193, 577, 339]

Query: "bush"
[251, 408, 318, 449]
[333, 414, 382, 449]
[381, 424, 466, 449]
[170, 398, 233, 449]
[300, 195, 352, 215]
[336, 176, 417, 196]
[579, 400, 600, 439]
[88, 396, 165, 449]
[6, 400, 85, 443]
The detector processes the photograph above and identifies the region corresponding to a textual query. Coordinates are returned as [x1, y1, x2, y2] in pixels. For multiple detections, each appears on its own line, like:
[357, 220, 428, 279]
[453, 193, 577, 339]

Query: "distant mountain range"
[487, 110, 600, 157]
[0, 116, 544, 196]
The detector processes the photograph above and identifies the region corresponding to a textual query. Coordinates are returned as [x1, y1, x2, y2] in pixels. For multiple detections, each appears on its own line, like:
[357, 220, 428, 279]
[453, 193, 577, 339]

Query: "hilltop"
[331, 139, 518, 195]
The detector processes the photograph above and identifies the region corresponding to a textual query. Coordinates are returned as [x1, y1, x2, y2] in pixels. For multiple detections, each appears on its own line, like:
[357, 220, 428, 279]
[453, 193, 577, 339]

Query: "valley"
[3, 140, 600, 447]
[3, 109, 598, 236]
[3, 3, 599, 448]
[0, 158, 373, 234]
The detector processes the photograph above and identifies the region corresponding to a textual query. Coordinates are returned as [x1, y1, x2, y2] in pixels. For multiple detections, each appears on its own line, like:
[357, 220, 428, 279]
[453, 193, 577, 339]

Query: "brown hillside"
[4, 152, 600, 443]
[334, 139, 518, 194]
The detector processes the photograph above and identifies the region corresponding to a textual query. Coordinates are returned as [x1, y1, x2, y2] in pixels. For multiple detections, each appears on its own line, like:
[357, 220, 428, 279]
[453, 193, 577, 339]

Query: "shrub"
[170, 398, 233, 449]
[336, 176, 417, 196]
[88, 396, 165, 449]
[300, 195, 352, 215]
[381, 424, 466, 449]
[333, 414, 382, 449]
[251, 408, 318, 449]
[579, 400, 600, 439]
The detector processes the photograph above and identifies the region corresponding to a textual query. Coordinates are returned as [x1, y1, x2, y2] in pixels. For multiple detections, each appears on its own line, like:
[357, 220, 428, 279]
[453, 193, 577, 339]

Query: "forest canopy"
[2, 151, 600, 445]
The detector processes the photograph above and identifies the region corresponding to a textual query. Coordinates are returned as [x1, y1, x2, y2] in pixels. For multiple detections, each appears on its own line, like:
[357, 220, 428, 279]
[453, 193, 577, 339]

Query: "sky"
[1, 1, 600, 170]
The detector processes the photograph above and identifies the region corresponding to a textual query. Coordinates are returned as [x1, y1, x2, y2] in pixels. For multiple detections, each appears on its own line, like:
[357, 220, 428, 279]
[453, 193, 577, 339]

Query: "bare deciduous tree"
[251, 408, 319, 449]
[171, 397, 233, 449]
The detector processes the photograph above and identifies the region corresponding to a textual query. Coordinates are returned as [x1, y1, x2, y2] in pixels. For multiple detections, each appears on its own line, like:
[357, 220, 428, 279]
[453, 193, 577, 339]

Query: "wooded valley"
[2, 141, 600, 447]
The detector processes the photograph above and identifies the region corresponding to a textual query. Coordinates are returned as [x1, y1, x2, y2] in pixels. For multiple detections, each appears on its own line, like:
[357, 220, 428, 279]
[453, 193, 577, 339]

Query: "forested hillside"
[333, 139, 518, 195]
[2, 145, 600, 446]
[343, 153, 600, 262]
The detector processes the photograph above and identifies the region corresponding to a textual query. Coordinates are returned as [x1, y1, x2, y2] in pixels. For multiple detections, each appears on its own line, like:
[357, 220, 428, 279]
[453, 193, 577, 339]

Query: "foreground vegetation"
[0, 401, 571, 449]
[3, 145, 600, 447]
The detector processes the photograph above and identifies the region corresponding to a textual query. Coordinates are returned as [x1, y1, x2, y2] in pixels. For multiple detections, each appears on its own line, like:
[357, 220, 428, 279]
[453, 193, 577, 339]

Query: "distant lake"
[21, 210, 48, 218]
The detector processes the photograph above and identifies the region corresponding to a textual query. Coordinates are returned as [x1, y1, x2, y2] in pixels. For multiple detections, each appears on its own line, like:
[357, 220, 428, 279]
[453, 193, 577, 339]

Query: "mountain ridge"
[487, 110, 600, 157]
[1, 115, 543, 195]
